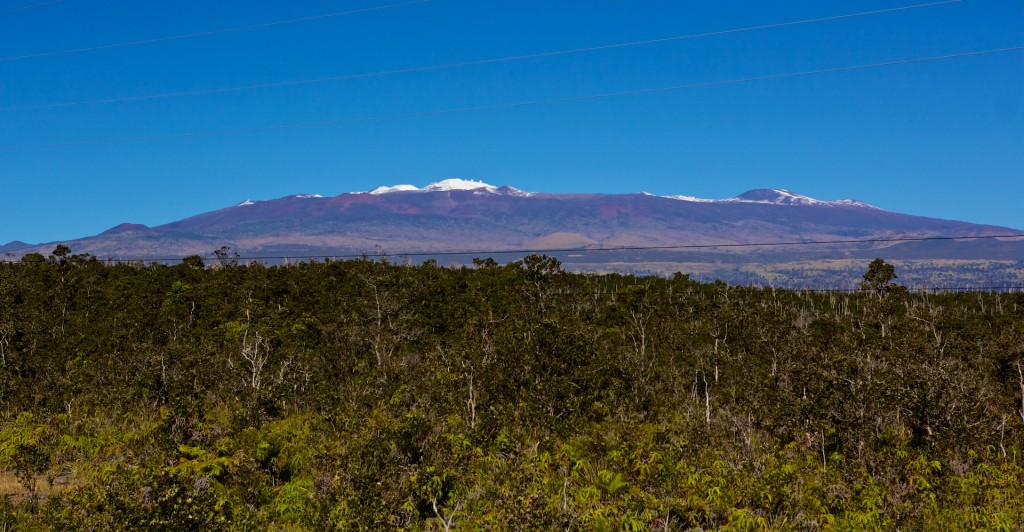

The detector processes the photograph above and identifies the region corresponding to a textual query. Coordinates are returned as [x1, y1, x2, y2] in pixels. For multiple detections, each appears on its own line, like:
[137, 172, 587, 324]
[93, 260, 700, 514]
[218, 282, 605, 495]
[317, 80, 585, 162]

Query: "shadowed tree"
[861, 258, 901, 296]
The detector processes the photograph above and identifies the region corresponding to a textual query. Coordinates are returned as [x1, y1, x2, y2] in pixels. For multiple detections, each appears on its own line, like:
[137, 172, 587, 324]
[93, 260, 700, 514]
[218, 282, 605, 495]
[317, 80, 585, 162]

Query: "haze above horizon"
[1, 0, 1022, 244]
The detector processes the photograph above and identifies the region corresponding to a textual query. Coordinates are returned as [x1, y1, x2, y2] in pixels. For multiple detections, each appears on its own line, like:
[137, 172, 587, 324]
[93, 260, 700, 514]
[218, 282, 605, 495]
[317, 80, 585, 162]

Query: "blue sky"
[1, 0, 1022, 244]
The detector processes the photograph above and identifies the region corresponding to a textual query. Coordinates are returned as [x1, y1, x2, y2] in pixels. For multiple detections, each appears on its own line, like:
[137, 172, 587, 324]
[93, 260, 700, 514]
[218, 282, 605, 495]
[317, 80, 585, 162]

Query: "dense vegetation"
[2, 250, 1023, 530]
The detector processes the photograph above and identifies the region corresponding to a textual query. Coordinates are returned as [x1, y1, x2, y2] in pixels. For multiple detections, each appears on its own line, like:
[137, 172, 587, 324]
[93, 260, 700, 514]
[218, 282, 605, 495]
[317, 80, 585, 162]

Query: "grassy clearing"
[0, 471, 79, 505]
[0, 472, 25, 503]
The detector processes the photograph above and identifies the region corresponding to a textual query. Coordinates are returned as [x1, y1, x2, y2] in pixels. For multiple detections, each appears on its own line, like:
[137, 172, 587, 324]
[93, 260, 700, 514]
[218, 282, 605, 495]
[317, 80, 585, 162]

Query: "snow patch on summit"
[423, 179, 496, 192]
[366, 179, 534, 196]
[369, 184, 420, 194]
[658, 189, 877, 209]
[663, 195, 716, 203]
[727, 189, 877, 208]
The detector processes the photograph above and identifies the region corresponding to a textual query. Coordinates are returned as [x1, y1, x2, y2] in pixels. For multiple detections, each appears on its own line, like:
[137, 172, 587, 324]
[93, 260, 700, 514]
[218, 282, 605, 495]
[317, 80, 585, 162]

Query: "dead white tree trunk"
[0, 326, 9, 367]
[241, 330, 270, 391]
[1017, 361, 1024, 426]
[628, 308, 648, 359]
[362, 278, 414, 368]
[703, 371, 711, 426]
[432, 499, 461, 532]
[229, 309, 271, 391]
[466, 364, 477, 430]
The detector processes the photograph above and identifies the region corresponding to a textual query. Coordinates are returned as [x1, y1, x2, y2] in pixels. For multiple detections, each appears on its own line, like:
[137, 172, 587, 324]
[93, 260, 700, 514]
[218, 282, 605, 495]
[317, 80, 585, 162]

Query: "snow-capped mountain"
[369, 184, 422, 194]
[423, 178, 497, 192]
[7, 181, 1023, 286]
[659, 189, 876, 208]
[367, 183, 871, 207]
[724, 189, 877, 208]
[368, 179, 531, 196]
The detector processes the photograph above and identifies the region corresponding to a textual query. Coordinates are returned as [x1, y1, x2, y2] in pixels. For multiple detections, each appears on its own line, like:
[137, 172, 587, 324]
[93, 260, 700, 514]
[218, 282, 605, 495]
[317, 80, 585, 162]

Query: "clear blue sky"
[1, 0, 1022, 244]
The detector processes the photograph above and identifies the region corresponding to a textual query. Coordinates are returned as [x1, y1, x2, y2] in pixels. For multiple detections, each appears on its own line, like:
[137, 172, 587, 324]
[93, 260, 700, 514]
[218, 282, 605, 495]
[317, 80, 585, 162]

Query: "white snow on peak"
[369, 184, 421, 194]
[497, 186, 533, 197]
[727, 189, 878, 208]
[663, 195, 716, 203]
[725, 189, 822, 206]
[826, 199, 877, 208]
[423, 178, 496, 192]
[361, 182, 872, 207]
[292, 194, 323, 199]
[644, 191, 712, 202]
[660, 188, 877, 209]
[236, 200, 256, 207]
[365, 179, 535, 196]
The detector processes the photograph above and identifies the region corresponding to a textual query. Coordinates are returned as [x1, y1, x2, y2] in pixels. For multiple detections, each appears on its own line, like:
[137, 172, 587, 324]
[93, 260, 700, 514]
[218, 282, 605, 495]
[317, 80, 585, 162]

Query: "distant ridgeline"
[5, 182, 1023, 288]
[2, 254, 1024, 528]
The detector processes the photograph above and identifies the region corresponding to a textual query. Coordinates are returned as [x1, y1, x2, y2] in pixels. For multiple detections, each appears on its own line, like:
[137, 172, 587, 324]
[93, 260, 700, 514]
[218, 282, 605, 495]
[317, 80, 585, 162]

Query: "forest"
[1, 248, 1023, 530]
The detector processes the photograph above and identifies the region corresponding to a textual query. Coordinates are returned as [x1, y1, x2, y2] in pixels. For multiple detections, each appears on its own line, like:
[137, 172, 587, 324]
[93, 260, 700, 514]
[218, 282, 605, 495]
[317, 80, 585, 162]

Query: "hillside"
[9, 181, 1024, 287]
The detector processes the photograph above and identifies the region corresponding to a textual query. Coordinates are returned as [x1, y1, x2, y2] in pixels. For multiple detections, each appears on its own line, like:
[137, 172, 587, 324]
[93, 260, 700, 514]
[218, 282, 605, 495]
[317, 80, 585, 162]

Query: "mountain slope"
[0, 241, 31, 254]
[9, 180, 1023, 286]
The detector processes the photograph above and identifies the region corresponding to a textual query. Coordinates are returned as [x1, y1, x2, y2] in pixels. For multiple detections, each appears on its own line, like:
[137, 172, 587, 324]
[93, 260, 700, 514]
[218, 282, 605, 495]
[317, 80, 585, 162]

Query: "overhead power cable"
[0, 0, 62, 16]
[34, 233, 1024, 264]
[796, 286, 1023, 293]
[2, 46, 1021, 151]
[196, 232, 1024, 261]
[0, 0, 430, 62]
[0, 0, 964, 112]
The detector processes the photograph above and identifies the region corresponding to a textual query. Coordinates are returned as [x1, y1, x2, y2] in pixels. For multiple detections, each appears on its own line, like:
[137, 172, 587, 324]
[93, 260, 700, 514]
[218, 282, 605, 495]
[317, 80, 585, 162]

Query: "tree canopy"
[1, 253, 1023, 529]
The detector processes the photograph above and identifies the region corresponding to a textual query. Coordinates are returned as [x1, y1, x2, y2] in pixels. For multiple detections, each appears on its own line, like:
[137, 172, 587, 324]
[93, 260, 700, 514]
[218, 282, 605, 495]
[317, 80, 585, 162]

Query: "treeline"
[1, 250, 1023, 529]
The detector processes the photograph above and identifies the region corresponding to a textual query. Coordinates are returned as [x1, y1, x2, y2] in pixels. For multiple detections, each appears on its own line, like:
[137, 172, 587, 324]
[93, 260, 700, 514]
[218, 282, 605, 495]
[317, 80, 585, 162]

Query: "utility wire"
[794, 286, 1023, 293]
[33, 233, 1024, 264]
[0, 0, 430, 62]
[0, 0, 61, 16]
[2, 46, 1021, 151]
[0, 0, 964, 111]
[525, 286, 1022, 295]
[201, 232, 1024, 260]
[556, 286, 1023, 294]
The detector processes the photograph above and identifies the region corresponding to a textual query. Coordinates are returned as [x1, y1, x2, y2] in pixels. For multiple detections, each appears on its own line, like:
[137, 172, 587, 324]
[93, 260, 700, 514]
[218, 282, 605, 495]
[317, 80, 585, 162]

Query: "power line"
[0, 0, 61, 16]
[25, 233, 1023, 263]
[541, 286, 1023, 295]
[582, 286, 1024, 294]
[2, 46, 1021, 151]
[0, 0, 964, 112]
[201, 232, 1024, 260]
[796, 287, 1023, 293]
[0, 0, 430, 62]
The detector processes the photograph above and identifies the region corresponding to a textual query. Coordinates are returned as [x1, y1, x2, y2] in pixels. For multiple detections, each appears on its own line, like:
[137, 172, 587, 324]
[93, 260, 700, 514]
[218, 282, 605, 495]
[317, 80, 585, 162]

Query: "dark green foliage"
[0, 255, 1023, 528]
[182, 255, 205, 269]
[861, 258, 903, 296]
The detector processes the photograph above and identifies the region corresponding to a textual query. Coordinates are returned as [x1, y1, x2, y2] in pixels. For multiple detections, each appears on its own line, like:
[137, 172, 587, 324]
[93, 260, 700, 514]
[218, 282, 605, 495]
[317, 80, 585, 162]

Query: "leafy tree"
[182, 255, 205, 269]
[50, 245, 71, 263]
[861, 258, 902, 295]
[20, 253, 44, 264]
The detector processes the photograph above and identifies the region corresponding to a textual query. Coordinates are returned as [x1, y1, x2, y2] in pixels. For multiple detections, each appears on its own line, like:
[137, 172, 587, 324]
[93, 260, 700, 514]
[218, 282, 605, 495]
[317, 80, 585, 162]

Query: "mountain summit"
[6, 182, 1022, 286]
[726, 189, 876, 208]
[364, 182, 873, 207]
[368, 179, 531, 196]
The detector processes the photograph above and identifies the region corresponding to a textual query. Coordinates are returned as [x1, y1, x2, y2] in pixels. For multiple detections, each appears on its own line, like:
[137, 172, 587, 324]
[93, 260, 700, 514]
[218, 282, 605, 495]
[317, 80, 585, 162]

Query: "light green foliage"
[169, 445, 238, 479]
[274, 478, 313, 523]
[0, 256, 1022, 528]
